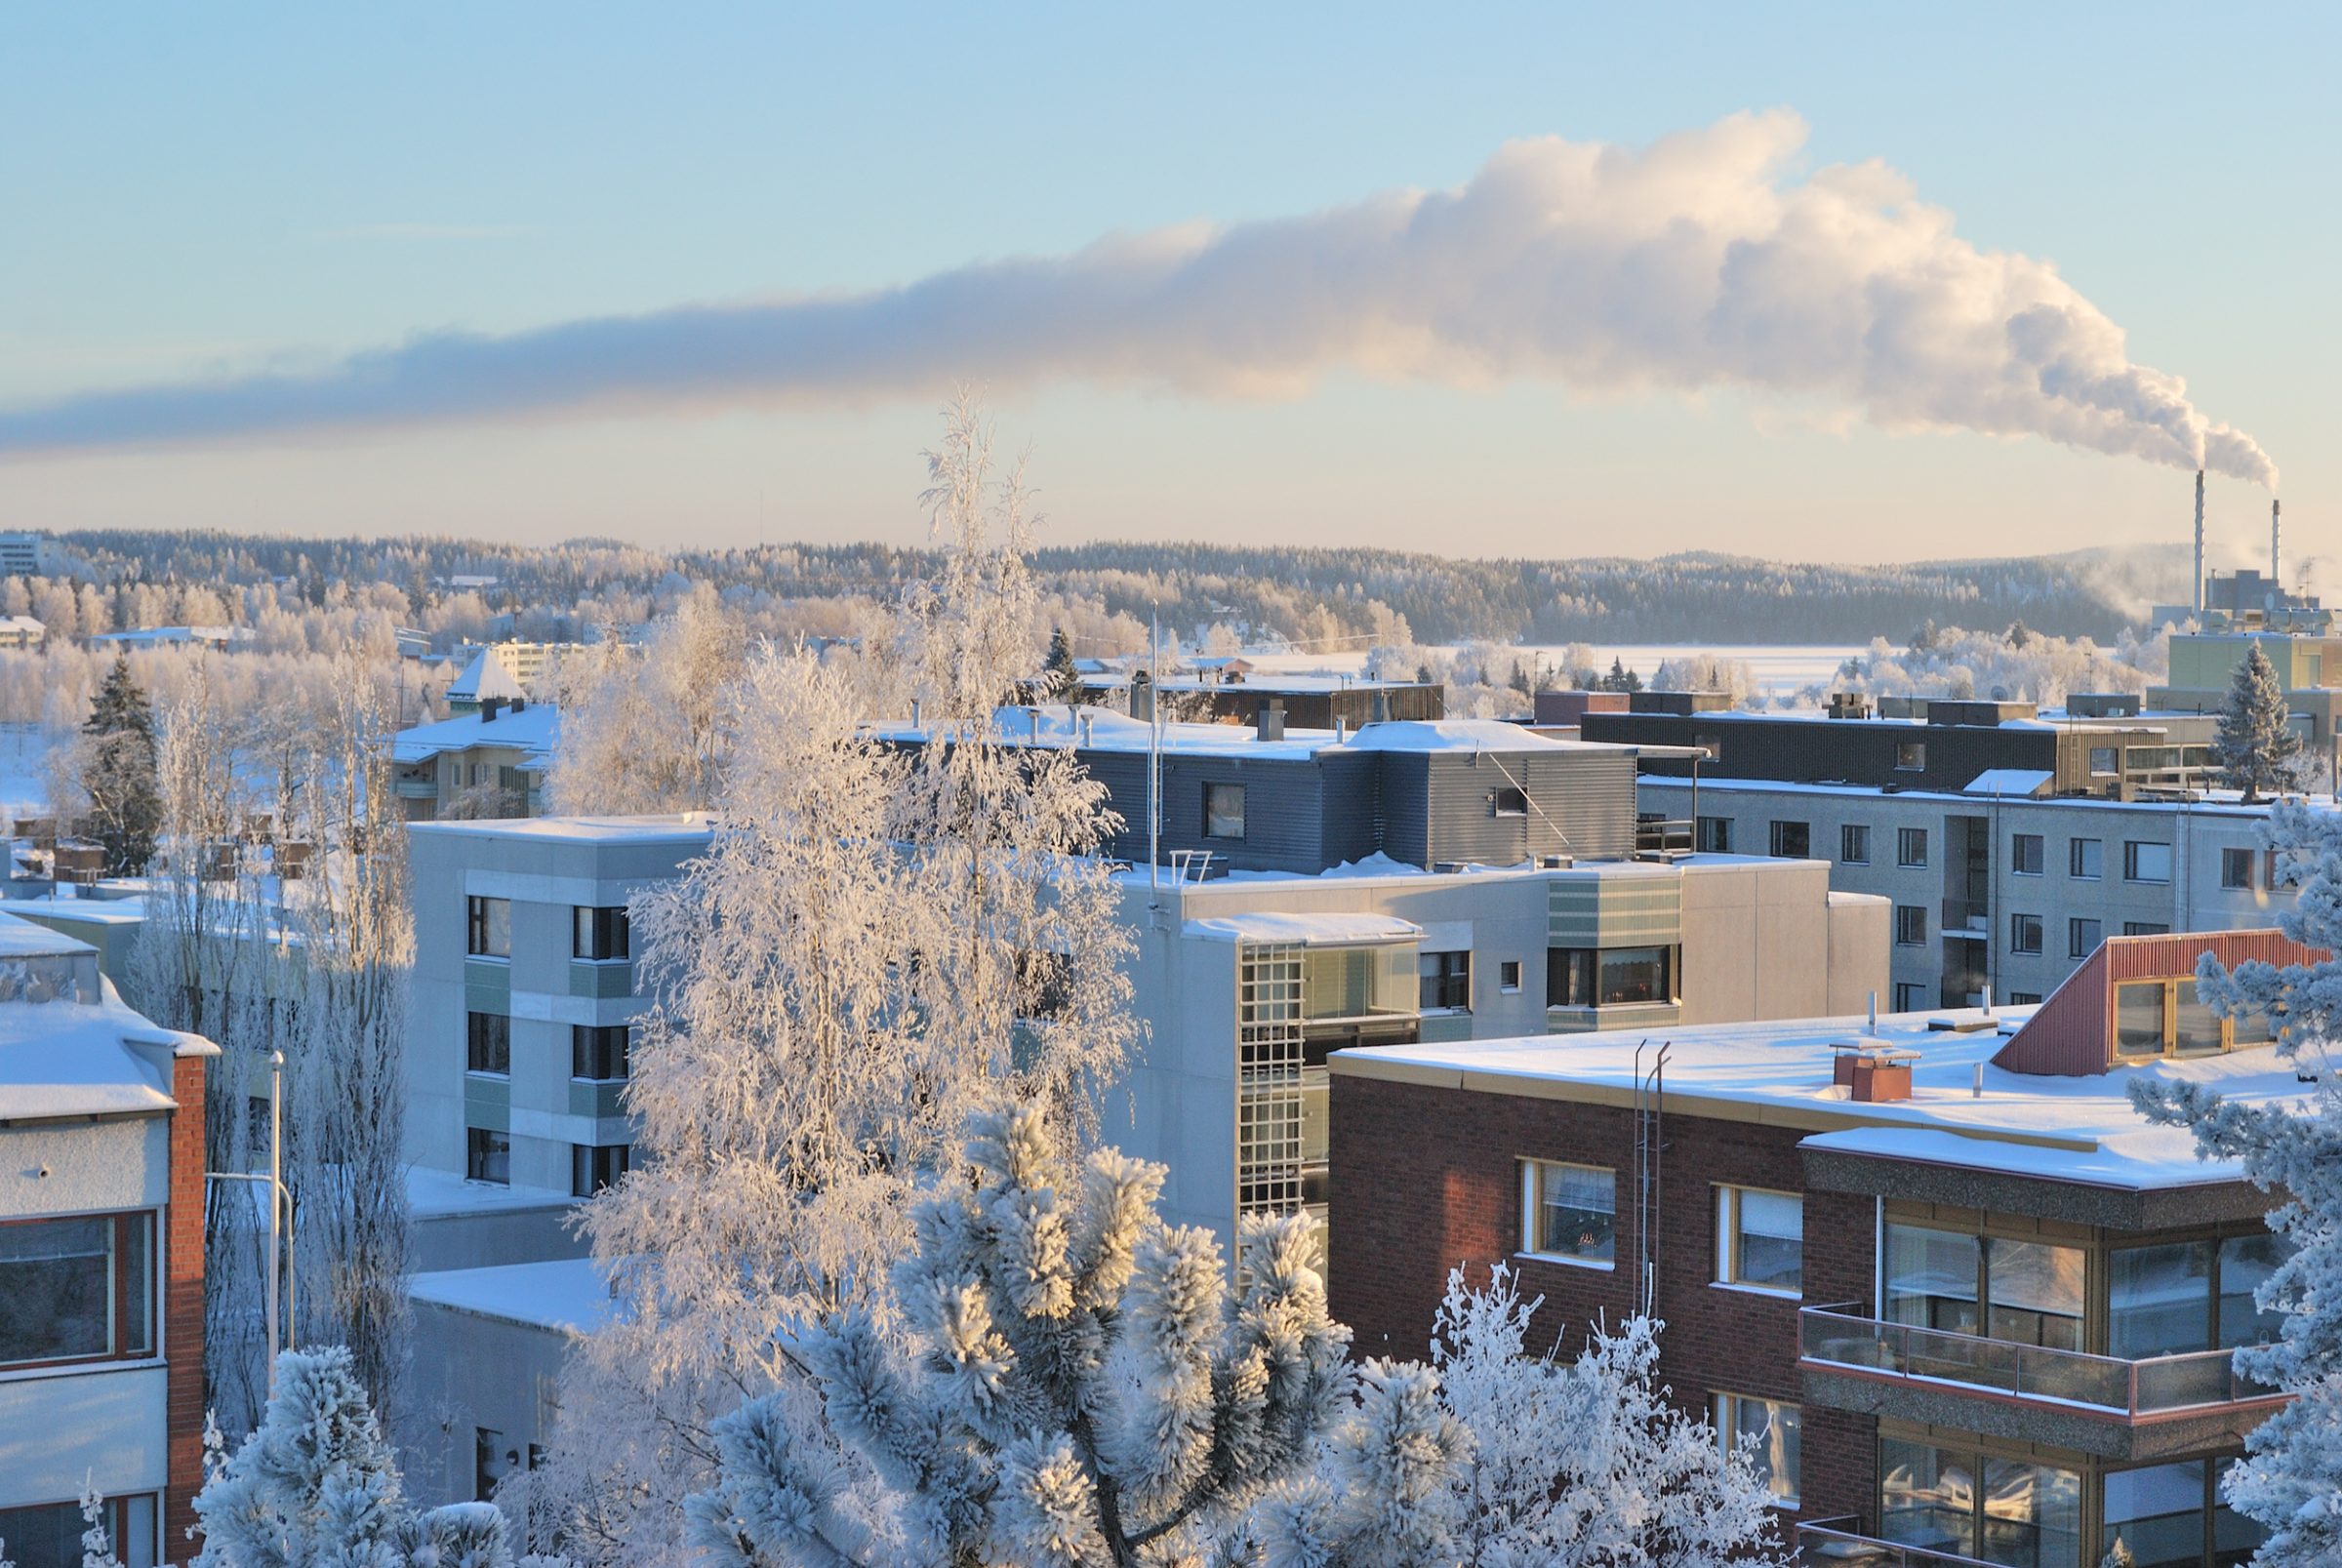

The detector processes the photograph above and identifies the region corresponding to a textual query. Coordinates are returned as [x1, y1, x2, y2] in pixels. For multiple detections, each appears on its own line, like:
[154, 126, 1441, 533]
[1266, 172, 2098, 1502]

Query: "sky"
[1, 3, 2335, 567]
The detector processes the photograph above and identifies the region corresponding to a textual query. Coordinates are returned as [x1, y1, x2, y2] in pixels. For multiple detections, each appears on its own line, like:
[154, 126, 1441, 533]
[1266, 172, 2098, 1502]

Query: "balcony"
[1940, 899, 1988, 937]
[1796, 1517, 1998, 1568]
[1798, 1304, 2282, 1458]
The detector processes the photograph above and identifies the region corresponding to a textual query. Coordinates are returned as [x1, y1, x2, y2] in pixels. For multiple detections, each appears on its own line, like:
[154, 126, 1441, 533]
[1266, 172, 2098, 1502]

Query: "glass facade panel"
[1884, 1225, 1980, 1335]
[2103, 1462, 2208, 1568]
[2174, 981, 2223, 1056]
[1880, 1438, 1977, 1561]
[1300, 946, 1411, 1020]
[2111, 1242, 2213, 1358]
[1202, 782, 1246, 839]
[2212, 1457, 2267, 1566]
[2116, 983, 2166, 1055]
[1714, 1393, 1799, 1507]
[1980, 1456, 2081, 1568]
[2218, 1233, 2285, 1348]
[0, 1216, 118, 1365]
[1987, 1237, 2084, 1350]
[1526, 1161, 1614, 1265]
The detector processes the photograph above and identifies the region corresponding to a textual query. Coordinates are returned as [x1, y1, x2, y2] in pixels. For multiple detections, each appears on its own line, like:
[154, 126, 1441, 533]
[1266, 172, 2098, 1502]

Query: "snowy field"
[0, 723, 48, 820]
[1239, 643, 1863, 698]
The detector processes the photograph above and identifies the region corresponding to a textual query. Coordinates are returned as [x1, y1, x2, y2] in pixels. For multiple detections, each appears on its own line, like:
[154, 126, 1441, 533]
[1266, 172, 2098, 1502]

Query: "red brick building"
[1331, 932, 2307, 1568]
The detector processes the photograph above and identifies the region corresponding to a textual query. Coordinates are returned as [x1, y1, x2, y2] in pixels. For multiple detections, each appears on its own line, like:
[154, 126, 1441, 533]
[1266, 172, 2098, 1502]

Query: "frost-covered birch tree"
[2133, 799, 2340, 1568]
[546, 591, 747, 814]
[519, 403, 1135, 1566]
[1247, 1265, 1785, 1568]
[688, 1106, 1351, 1568]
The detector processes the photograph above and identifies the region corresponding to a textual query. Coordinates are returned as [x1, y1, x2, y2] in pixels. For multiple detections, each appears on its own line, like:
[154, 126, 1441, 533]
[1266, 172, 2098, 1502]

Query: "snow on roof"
[1332, 1009, 2319, 1189]
[1963, 769, 2056, 797]
[407, 1164, 580, 1219]
[0, 920, 214, 1118]
[446, 647, 525, 704]
[409, 1257, 617, 1335]
[1185, 911, 1423, 945]
[1638, 775, 2295, 819]
[0, 912, 96, 959]
[871, 706, 1621, 763]
[409, 813, 714, 846]
[0, 895, 152, 928]
[389, 702, 560, 766]
[1330, 718, 1574, 753]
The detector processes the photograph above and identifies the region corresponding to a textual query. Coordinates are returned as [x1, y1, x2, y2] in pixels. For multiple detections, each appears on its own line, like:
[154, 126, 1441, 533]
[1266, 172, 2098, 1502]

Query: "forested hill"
[42, 528, 2185, 646]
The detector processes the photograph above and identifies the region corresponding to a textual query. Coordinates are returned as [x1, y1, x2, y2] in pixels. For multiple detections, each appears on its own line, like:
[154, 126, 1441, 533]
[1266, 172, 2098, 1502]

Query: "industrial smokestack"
[2273, 499, 2282, 591]
[2194, 469, 2206, 617]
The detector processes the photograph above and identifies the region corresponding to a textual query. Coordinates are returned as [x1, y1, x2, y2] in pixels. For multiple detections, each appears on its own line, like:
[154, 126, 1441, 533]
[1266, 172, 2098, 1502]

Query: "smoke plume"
[0, 111, 2278, 485]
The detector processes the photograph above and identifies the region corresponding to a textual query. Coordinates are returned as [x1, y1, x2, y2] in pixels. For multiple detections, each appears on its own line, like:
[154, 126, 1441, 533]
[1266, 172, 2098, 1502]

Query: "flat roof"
[1331, 1009, 2318, 1190]
[409, 813, 715, 846]
[868, 705, 1634, 763]
[408, 1257, 616, 1335]
[1639, 775, 2304, 818]
[389, 701, 559, 765]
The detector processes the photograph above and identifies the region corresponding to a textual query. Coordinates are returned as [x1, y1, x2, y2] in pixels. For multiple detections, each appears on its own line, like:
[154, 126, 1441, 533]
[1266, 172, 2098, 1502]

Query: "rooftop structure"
[86, 624, 255, 652]
[0, 912, 217, 1560]
[0, 614, 44, 651]
[390, 700, 559, 821]
[1077, 667, 1444, 729]
[1329, 925, 2301, 1568]
[443, 646, 528, 715]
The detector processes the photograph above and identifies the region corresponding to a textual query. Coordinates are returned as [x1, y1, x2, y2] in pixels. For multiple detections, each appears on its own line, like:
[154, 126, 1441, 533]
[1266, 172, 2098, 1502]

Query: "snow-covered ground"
[0, 723, 51, 821]
[1238, 643, 1862, 697]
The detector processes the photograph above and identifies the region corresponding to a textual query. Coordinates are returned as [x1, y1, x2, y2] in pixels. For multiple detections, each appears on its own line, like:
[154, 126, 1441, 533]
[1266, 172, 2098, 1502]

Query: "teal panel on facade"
[569, 960, 635, 999]
[463, 1074, 511, 1131]
[567, 1080, 628, 1119]
[1416, 1013, 1475, 1045]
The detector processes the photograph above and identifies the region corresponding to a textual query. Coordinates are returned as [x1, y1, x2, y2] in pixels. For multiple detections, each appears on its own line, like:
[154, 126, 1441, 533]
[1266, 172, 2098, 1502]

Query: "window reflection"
[1881, 1439, 2081, 1568]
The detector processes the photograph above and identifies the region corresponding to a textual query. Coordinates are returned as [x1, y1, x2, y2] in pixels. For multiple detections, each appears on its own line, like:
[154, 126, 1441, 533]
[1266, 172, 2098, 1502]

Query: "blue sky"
[2, 3, 2334, 566]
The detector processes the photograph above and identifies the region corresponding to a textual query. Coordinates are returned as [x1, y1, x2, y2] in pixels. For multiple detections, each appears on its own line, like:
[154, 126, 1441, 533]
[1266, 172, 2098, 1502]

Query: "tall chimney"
[2194, 469, 2206, 617]
[2272, 499, 2282, 591]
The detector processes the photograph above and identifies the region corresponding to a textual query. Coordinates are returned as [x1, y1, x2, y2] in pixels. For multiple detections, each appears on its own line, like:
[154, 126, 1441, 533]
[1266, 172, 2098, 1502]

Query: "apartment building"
[2149, 623, 2342, 748]
[1078, 669, 1445, 730]
[0, 913, 214, 1567]
[1330, 927, 2306, 1568]
[1638, 776, 2298, 1012]
[0, 532, 46, 577]
[404, 815, 710, 1243]
[390, 700, 557, 822]
[0, 614, 45, 651]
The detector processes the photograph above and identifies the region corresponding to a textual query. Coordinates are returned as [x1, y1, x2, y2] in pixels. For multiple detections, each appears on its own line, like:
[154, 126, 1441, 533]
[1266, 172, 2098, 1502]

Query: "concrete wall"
[404, 1304, 574, 1506]
[0, 1117, 167, 1218]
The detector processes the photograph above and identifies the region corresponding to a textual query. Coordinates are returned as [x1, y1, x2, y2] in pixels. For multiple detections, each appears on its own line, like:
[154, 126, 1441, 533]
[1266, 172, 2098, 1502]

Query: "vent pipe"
[2193, 469, 2206, 617]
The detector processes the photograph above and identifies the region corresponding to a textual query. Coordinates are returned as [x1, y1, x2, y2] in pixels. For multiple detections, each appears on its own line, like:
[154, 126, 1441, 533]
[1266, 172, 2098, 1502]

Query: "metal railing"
[1635, 818, 1695, 854]
[1799, 1305, 2273, 1417]
[1795, 1517, 2001, 1568]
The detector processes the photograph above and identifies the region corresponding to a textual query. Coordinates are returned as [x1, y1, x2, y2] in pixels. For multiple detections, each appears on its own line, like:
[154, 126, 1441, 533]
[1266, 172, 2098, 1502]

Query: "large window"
[1841, 824, 1871, 864]
[1548, 945, 1676, 1008]
[466, 1128, 510, 1186]
[466, 1011, 511, 1075]
[2012, 833, 2044, 876]
[1768, 820, 1810, 858]
[572, 1024, 631, 1081]
[2117, 980, 2252, 1060]
[2070, 917, 2103, 958]
[2070, 837, 2104, 879]
[0, 1496, 158, 1568]
[0, 1212, 155, 1368]
[573, 905, 629, 960]
[2220, 848, 2256, 891]
[1883, 1225, 2083, 1349]
[1895, 905, 1928, 945]
[1521, 1160, 1614, 1267]
[2102, 1458, 2266, 1568]
[2110, 1232, 2287, 1359]
[1715, 1186, 1801, 1294]
[572, 1143, 632, 1198]
[1696, 816, 1733, 853]
[1299, 946, 1413, 1021]
[1898, 826, 1929, 867]
[2125, 841, 2174, 884]
[466, 895, 511, 958]
[2011, 913, 2043, 954]
[1202, 782, 1246, 840]
[1418, 950, 1471, 1012]
[1714, 1394, 1799, 1508]
[1880, 1439, 2080, 1568]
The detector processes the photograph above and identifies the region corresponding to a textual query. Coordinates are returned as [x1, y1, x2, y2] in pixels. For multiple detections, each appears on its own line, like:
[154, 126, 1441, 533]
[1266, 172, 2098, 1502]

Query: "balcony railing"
[1940, 899, 1989, 935]
[1795, 1517, 2000, 1568]
[1799, 1305, 2273, 1417]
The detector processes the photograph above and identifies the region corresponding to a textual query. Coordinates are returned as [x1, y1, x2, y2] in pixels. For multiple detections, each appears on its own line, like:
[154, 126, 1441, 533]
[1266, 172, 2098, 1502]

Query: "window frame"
[1201, 781, 1247, 842]
[1768, 820, 1810, 859]
[572, 905, 630, 961]
[1519, 1159, 1617, 1270]
[2070, 837, 2104, 880]
[1713, 1392, 1801, 1508]
[2124, 840, 2173, 885]
[2011, 833, 2044, 877]
[1894, 739, 1926, 773]
[465, 1127, 511, 1186]
[0, 1209, 158, 1372]
[465, 895, 511, 959]
[465, 1010, 511, 1076]
[1840, 823, 1871, 865]
[1492, 786, 1528, 819]
[1418, 949, 1472, 1013]
[2220, 847, 2256, 891]
[1896, 826, 1929, 868]
[571, 1142, 632, 1198]
[1894, 905, 1927, 946]
[1497, 959, 1522, 994]
[571, 1023, 631, 1082]
[1696, 816, 1733, 854]
[2069, 916, 2103, 958]
[2010, 912, 2043, 955]
[1714, 1185, 1803, 1298]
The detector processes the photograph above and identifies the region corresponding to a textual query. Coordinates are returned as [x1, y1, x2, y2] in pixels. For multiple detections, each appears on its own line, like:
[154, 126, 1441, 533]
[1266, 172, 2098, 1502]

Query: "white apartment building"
[0, 913, 215, 1567]
[1641, 776, 2302, 1012]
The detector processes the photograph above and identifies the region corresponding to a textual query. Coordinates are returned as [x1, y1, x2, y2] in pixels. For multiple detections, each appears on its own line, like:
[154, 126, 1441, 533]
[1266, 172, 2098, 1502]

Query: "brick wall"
[1329, 1071, 1880, 1534]
[165, 1053, 209, 1561]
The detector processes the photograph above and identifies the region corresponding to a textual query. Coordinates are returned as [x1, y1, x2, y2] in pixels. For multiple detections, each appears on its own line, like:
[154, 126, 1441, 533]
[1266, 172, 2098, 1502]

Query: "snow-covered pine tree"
[1042, 624, 1082, 703]
[2131, 798, 2339, 1568]
[2212, 644, 2303, 804]
[687, 1105, 1351, 1568]
[78, 652, 163, 873]
[1248, 1265, 1785, 1568]
[193, 1346, 557, 1568]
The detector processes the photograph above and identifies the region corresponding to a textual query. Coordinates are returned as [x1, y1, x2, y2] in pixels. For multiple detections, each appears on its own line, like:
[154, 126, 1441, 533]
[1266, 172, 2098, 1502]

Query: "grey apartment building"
[1639, 776, 2295, 1011]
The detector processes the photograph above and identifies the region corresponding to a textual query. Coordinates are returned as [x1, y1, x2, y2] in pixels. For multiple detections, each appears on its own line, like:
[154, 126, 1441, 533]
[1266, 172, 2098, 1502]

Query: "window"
[2116, 978, 2260, 1060]
[2089, 745, 2120, 776]
[1696, 816, 1733, 854]
[465, 1128, 510, 1186]
[2125, 840, 2174, 883]
[466, 1011, 510, 1075]
[1895, 739, 1926, 772]
[466, 896, 511, 957]
[1840, 824, 1871, 864]
[1498, 960, 1521, 993]
[2012, 833, 2044, 875]
[2102, 1459, 2268, 1568]
[1768, 820, 1810, 858]
[475, 1426, 512, 1502]
[1521, 1161, 1614, 1266]
[1492, 786, 1527, 818]
[0, 1212, 155, 1367]
[2010, 913, 2043, 954]
[572, 1024, 631, 1081]
[1716, 1186, 1801, 1294]
[1897, 826, 1929, 867]
[2222, 847, 2256, 890]
[2124, 921, 2170, 937]
[1419, 949, 1471, 1012]
[2007, 991, 2042, 1005]
[573, 905, 629, 959]
[1893, 982, 1928, 1012]
[1894, 905, 1927, 945]
[1299, 946, 1413, 1020]
[1202, 782, 1246, 840]
[1881, 1439, 2080, 1568]
[1883, 1225, 2084, 1350]
[1548, 945, 1675, 1007]
[0, 1496, 158, 1568]
[1714, 1394, 1800, 1508]
[2070, 837, 2104, 879]
[572, 1143, 631, 1198]
[2070, 917, 2102, 958]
